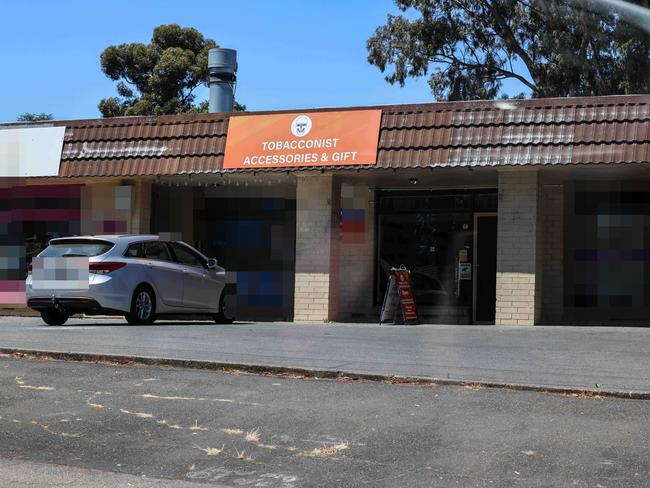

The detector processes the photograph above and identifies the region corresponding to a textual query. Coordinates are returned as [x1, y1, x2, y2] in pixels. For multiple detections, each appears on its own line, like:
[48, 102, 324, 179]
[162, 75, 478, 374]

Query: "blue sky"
[0, 0, 528, 122]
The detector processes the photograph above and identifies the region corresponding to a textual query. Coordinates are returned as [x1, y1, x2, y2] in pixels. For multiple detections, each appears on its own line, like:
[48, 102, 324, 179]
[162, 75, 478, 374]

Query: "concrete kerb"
[1, 347, 648, 401]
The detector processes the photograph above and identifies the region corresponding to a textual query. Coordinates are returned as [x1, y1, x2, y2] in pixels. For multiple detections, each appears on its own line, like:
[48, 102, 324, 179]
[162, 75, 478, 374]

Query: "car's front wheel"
[213, 291, 234, 324]
[40, 309, 69, 326]
[125, 286, 157, 325]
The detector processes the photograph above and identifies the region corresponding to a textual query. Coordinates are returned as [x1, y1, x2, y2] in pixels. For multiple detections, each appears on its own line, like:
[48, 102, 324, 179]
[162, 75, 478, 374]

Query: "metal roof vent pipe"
[208, 48, 238, 113]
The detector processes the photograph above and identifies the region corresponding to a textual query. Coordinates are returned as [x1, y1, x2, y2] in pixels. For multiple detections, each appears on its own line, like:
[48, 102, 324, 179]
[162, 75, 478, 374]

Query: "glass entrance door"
[473, 214, 497, 323]
[378, 212, 473, 309]
[376, 190, 497, 324]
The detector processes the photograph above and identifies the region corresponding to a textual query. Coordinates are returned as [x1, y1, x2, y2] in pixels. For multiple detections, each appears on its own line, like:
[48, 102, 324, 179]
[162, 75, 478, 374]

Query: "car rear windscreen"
[40, 239, 114, 258]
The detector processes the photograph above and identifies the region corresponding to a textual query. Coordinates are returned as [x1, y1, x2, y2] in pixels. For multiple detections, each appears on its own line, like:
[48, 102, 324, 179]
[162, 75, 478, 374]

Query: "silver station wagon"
[25, 235, 233, 326]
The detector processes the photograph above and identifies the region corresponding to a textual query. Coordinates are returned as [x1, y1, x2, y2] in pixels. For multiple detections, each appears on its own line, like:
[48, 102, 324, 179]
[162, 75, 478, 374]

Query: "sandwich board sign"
[380, 265, 419, 325]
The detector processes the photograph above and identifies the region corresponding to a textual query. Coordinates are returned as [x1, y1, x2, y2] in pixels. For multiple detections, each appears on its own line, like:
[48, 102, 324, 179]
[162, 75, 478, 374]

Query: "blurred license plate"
[31, 257, 89, 290]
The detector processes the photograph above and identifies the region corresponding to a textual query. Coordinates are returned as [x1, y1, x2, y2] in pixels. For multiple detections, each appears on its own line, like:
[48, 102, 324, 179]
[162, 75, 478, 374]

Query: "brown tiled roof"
[53, 94, 650, 177]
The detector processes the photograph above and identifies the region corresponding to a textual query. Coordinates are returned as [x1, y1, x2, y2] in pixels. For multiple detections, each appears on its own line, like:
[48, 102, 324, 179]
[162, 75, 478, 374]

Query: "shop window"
[0, 183, 82, 304]
[197, 197, 296, 321]
[565, 182, 650, 322]
[376, 189, 496, 324]
[152, 186, 296, 322]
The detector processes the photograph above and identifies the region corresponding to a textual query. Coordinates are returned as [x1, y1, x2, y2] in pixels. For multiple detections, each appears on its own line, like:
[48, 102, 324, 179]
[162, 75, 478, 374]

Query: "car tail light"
[27, 263, 32, 275]
[89, 262, 126, 275]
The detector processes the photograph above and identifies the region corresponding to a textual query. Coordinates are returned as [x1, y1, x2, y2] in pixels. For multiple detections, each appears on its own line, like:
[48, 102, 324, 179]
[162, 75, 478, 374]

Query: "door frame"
[472, 212, 497, 324]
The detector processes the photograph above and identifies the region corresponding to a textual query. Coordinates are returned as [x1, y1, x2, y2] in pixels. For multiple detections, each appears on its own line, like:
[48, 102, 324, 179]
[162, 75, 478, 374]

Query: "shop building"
[1, 94, 650, 325]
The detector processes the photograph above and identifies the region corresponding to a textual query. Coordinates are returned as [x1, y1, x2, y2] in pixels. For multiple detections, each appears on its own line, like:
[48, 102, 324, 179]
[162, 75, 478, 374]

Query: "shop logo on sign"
[291, 115, 312, 137]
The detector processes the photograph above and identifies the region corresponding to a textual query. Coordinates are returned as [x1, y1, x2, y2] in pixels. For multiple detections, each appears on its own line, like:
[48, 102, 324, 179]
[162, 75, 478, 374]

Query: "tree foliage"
[99, 24, 243, 117]
[367, 0, 650, 100]
[17, 113, 54, 122]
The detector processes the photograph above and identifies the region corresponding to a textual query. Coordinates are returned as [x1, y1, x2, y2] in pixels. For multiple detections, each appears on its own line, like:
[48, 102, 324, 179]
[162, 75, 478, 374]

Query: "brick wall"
[540, 184, 564, 323]
[294, 174, 339, 322]
[129, 180, 151, 235]
[495, 170, 541, 325]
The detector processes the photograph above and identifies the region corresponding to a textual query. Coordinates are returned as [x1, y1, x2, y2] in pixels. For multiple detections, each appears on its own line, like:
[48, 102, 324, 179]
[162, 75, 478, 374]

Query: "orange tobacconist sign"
[223, 110, 382, 169]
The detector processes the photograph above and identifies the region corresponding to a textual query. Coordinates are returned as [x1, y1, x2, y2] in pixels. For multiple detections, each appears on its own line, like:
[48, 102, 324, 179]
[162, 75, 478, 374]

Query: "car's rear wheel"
[40, 309, 69, 326]
[125, 286, 157, 325]
[213, 291, 234, 324]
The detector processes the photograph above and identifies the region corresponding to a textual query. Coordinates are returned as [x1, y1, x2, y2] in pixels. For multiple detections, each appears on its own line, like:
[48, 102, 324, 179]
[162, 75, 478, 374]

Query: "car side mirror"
[207, 258, 218, 269]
